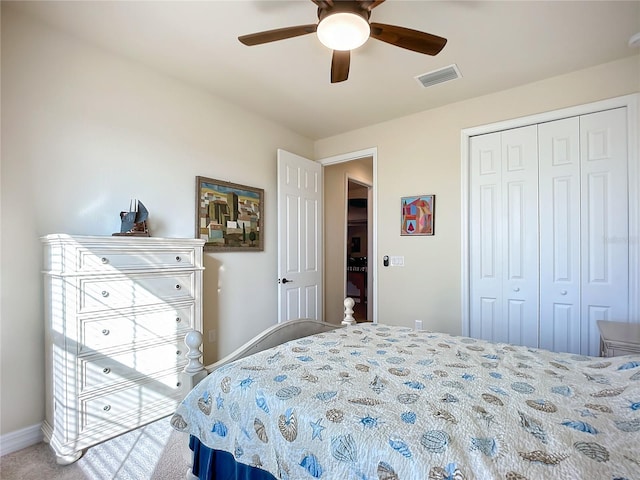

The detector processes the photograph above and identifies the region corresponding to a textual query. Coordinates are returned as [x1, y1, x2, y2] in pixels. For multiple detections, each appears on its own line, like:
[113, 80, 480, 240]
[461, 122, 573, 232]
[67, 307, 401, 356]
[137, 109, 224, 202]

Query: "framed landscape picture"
[401, 194, 435, 236]
[195, 176, 264, 251]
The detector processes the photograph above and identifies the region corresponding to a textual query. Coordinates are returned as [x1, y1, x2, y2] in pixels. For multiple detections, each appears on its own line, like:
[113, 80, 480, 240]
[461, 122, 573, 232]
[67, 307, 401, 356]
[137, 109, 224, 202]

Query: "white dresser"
[41, 234, 204, 464]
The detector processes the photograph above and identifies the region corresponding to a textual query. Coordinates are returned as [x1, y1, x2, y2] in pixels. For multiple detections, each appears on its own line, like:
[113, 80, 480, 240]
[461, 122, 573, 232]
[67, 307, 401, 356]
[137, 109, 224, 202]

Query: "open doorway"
[347, 180, 370, 321]
[322, 154, 374, 323]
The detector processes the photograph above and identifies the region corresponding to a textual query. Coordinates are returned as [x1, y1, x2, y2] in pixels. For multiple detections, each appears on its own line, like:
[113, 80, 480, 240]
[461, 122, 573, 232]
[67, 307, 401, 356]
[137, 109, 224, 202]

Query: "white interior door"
[469, 126, 539, 347]
[277, 149, 323, 322]
[469, 131, 503, 342]
[539, 117, 582, 354]
[501, 126, 539, 348]
[580, 108, 629, 355]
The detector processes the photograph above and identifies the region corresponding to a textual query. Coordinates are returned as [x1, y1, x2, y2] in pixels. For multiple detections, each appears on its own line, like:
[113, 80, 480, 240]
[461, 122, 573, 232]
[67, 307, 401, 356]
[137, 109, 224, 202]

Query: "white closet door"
[539, 117, 582, 353]
[468, 103, 632, 355]
[470, 126, 539, 346]
[580, 108, 629, 356]
[500, 126, 539, 347]
[469, 132, 503, 342]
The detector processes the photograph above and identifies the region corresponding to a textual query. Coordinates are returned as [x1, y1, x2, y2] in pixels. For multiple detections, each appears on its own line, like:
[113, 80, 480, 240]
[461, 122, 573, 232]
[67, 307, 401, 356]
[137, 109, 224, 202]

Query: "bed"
[171, 316, 640, 480]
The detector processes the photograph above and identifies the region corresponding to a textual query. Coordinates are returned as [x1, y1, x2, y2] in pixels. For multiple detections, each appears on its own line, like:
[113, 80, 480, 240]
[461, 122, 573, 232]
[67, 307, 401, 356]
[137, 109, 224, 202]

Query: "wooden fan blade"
[369, 22, 447, 55]
[238, 24, 317, 46]
[359, 0, 385, 11]
[331, 50, 350, 83]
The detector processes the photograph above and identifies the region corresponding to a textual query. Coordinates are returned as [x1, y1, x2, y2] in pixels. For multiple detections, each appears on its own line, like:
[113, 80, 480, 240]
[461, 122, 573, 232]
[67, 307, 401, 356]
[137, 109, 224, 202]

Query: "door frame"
[319, 147, 378, 323]
[460, 93, 639, 337]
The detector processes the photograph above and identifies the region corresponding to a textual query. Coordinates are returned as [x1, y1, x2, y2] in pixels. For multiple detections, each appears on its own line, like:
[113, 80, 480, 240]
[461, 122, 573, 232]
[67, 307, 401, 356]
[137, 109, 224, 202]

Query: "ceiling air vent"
[415, 64, 461, 88]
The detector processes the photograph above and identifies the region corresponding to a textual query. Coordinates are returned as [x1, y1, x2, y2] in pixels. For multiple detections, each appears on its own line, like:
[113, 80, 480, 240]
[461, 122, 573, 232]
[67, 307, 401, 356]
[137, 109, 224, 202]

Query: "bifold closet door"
[539, 117, 582, 354]
[469, 125, 539, 347]
[469, 132, 503, 342]
[538, 108, 628, 356]
[580, 108, 629, 356]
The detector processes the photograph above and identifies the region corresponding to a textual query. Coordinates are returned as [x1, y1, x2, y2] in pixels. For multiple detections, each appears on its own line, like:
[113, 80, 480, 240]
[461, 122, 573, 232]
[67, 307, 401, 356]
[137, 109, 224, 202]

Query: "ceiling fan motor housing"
[317, 1, 372, 23]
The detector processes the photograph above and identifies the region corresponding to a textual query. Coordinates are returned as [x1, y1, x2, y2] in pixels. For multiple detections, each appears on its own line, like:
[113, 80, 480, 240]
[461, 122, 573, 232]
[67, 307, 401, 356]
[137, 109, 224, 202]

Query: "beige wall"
[315, 55, 640, 335]
[0, 7, 313, 435]
[324, 158, 373, 323]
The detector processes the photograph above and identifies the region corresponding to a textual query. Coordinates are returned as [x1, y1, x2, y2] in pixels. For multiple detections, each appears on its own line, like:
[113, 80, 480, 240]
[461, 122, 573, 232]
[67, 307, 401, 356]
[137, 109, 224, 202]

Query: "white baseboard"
[0, 423, 43, 457]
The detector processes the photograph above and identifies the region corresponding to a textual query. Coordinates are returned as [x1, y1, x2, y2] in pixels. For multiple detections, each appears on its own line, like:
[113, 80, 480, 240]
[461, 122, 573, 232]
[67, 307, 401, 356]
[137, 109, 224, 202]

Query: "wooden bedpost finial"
[342, 297, 356, 326]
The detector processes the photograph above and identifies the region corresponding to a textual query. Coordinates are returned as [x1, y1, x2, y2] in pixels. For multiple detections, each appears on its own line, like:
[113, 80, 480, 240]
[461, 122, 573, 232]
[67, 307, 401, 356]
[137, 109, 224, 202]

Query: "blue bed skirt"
[189, 435, 278, 480]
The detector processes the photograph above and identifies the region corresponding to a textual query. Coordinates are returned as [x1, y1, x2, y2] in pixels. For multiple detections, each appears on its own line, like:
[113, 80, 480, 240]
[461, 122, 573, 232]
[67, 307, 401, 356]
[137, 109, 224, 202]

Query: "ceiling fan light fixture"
[317, 12, 370, 51]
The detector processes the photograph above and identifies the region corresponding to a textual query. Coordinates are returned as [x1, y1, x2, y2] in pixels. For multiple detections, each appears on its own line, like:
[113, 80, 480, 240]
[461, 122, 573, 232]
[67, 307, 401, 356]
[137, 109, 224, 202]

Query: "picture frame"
[401, 194, 435, 236]
[195, 176, 264, 251]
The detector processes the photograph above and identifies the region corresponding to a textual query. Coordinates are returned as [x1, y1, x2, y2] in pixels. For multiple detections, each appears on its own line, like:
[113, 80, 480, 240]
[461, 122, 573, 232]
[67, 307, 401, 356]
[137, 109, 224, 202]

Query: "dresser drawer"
[77, 247, 198, 272]
[78, 304, 194, 354]
[80, 370, 183, 433]
[78, 272, 194, 313]
[79, 340, 187, 393]
[602, 343, 640, 357]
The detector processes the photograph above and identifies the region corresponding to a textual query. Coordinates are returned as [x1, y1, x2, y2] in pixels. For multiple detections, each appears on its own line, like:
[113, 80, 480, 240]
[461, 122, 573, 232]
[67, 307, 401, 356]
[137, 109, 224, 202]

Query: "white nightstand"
[597, 320, 640, 357]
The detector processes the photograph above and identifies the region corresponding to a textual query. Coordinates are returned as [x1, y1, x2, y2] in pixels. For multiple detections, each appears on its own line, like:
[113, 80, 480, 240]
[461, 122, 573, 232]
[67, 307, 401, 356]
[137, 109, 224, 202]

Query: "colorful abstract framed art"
[401, 194, 435, 236]
[195, 176, 264, 251]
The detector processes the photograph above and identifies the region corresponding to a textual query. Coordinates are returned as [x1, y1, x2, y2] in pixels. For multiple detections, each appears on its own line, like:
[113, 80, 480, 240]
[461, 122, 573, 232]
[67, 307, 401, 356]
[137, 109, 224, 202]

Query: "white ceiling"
[8, 0, 640, 140]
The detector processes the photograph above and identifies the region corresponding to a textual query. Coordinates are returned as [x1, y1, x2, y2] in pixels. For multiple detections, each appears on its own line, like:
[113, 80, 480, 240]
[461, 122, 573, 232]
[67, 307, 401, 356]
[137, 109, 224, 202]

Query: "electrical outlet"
[414, 320, 423, 330]
[208, 329, 217, 343]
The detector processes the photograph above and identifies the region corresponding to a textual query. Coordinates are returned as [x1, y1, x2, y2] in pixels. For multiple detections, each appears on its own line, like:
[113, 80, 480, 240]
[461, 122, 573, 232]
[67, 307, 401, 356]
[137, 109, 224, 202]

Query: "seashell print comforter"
[171, 324, 640, 479]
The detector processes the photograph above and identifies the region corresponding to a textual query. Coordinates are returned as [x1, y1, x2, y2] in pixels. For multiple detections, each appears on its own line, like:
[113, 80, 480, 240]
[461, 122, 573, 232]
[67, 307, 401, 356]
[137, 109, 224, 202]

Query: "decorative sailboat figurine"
[113, 199, 150, 236]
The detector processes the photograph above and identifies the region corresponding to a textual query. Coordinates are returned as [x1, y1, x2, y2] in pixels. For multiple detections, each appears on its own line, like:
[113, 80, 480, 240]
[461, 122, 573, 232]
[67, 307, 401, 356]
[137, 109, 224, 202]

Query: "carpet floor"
[0, 417, 191, 479]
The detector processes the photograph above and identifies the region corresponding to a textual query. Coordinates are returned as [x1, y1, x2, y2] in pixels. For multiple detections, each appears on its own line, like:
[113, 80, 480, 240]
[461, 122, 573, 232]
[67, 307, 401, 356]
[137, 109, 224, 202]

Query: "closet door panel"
[470, 132, 503, 342]
[548, 303, 580, 353]
[539, 117, 581, 353]
[501, 126, 539, 347]
[580, 108, 629, 356]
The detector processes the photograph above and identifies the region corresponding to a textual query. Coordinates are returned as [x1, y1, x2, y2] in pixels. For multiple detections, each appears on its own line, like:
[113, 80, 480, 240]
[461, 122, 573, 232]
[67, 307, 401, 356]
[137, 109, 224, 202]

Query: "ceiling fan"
[238, 0, 447, 83]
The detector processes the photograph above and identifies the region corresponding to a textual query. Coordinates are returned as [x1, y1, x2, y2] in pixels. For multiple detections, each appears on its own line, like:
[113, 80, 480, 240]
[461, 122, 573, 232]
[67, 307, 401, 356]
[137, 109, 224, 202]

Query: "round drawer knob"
[176, 350, 182, 356]
[175, 256, 182, 262]
[103, 367, 111, 374]
[103, 405, 111, 412]
[560, 290, 568, 295]
[175, 317, 181, 323]
[101, 291, 109, 298]
[102, 329, 110, 336]
[175, 284, 181, 290]
[176, 382, 182, 387]
[513, 287, 520, 292]
[101, 257, 109, 264]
